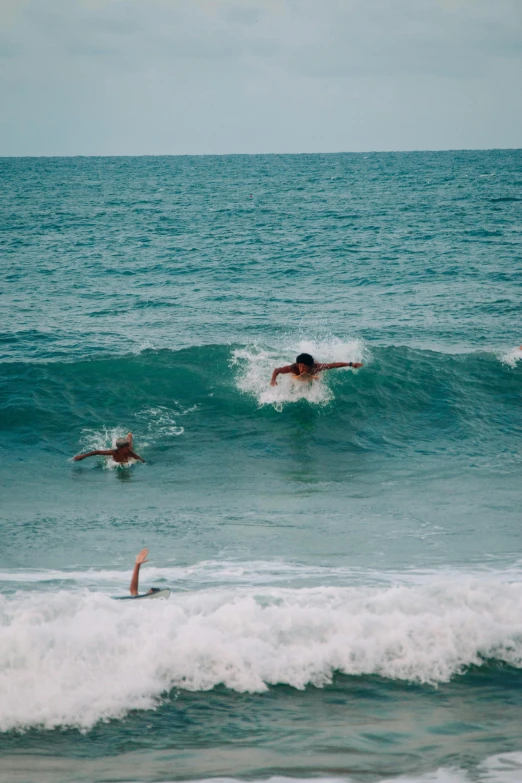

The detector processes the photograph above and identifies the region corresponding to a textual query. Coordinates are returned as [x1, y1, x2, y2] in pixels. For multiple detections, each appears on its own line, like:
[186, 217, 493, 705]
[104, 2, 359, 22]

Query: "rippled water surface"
[1, 151, 522, 783]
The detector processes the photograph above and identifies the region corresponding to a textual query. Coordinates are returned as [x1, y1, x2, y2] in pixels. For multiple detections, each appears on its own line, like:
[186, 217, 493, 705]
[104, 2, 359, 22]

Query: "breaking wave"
[1, 570, 522, 731]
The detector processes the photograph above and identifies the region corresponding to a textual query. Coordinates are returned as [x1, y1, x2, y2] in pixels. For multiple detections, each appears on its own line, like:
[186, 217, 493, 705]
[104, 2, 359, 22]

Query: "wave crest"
[499, 346, 522, 368]
[1, 575, 522, 731]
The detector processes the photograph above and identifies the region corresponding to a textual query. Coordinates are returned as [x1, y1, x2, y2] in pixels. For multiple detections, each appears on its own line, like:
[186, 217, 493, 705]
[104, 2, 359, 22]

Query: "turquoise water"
[1, 151, 522, 783]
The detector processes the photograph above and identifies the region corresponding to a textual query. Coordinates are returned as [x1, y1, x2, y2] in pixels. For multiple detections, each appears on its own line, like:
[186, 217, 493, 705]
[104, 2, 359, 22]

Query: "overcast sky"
[1, 0, 521, 155]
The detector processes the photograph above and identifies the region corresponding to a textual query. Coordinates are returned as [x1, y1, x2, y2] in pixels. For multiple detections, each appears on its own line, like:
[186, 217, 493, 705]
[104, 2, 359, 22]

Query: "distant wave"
[1, 571, 522, 731]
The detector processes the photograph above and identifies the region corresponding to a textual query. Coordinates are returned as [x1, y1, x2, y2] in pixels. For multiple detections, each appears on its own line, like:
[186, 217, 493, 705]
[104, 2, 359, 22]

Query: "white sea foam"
[499, 346, 522, 368]
[232, 338, 366, 409]
[479, 752, 522, 782]
[1, 575, 522, 731]
[134, 405, 186, 440]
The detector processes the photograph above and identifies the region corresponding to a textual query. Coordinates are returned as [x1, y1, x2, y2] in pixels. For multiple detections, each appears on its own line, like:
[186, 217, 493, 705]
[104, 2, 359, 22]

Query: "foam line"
[1, 576, 522, 730]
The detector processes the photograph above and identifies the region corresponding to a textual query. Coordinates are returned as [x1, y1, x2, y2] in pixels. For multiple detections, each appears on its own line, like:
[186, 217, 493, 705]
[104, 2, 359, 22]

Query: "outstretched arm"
[316, 362, 363, 371]
[129, 450, 145, 463]
[270, 365, 296, 386]
[73, 450, 113, 461]
[130, 548, 149, 596]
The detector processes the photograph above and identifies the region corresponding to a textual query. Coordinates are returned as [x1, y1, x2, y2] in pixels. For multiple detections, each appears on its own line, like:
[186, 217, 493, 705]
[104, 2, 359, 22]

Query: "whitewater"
[2, 570, 522, 731]
[1, 150, 522, 783]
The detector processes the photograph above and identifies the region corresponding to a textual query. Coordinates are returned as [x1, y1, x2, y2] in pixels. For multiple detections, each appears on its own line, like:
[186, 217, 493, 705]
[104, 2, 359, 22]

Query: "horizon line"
[1, 146, 521, 160]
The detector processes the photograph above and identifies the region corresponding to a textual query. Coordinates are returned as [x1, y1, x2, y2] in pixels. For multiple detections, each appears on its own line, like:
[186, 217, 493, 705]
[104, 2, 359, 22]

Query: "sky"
[1, 0, 521, 156]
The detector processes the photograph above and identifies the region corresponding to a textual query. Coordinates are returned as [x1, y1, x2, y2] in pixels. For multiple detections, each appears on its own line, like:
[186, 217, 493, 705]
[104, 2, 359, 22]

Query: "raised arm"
[130, 548, 149, 596]
[315, 361, 363, 371]
[270, 365, 296, 386]
[73, 450, 113, 461]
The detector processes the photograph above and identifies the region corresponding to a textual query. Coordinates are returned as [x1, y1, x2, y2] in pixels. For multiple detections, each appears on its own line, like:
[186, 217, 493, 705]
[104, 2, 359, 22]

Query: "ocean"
[1, 150, 521, 783]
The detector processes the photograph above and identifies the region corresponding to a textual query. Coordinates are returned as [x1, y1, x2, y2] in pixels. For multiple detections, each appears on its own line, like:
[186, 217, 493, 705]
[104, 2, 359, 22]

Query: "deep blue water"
[1, 150, 522, 783]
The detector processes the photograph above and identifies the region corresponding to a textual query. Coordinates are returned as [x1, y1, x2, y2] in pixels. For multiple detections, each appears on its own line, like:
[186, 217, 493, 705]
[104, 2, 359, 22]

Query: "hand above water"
[135, 548, 149, 565]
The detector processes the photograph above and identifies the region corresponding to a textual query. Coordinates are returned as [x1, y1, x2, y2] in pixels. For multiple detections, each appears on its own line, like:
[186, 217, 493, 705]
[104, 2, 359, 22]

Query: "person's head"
[295, 353, 314, 372]
[115, 437, 131, 452]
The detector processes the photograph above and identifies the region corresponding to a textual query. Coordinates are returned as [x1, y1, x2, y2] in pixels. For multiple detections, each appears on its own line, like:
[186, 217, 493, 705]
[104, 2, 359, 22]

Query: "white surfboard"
[114, 589, 170, 601]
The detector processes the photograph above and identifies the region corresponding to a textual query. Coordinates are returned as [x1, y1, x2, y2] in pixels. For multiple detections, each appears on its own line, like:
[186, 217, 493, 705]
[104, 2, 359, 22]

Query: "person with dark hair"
[73, 432, 145, 464]
[270, 353, 363, 386]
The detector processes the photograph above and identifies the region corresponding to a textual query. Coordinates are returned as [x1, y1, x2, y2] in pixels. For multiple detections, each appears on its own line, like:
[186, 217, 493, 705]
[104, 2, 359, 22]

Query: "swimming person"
[270, 353, 363, 386]
[130, 547, 160, 596]
[73, 432, 145, 464]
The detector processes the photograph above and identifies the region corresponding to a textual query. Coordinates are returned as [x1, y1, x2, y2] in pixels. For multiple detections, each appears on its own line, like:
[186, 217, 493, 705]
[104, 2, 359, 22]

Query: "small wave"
[142, 752, 522, 783]
[499, 346, 522, 368]
[2, 574, 522, 730]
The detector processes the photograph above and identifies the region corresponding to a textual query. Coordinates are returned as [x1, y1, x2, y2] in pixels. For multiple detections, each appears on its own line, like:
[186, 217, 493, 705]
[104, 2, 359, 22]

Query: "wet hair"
[296, 353, 314, 368]
[115, 437, 131, 449]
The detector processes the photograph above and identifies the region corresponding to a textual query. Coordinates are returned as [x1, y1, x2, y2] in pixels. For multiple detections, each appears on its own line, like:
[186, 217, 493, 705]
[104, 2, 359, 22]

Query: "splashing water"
[499, 346, 522, 368]
[232, 337, 366, 409]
